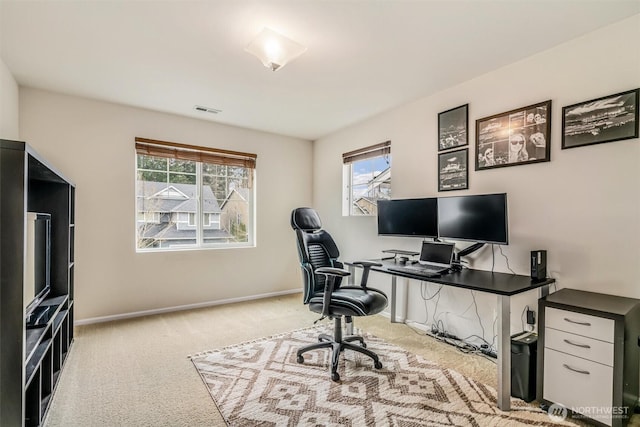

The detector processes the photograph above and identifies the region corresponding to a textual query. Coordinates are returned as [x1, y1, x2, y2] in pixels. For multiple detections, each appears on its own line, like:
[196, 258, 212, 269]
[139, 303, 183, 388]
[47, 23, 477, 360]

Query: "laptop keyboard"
[387, 264, 446, 277]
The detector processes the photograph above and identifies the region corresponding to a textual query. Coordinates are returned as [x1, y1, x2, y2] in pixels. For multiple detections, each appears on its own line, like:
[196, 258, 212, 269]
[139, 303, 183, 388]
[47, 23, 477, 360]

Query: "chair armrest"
[315, 267, 351, 277]
[351, 260, 383, 269]
[315, 267, 350, 317]
[351, 260, 382, 288]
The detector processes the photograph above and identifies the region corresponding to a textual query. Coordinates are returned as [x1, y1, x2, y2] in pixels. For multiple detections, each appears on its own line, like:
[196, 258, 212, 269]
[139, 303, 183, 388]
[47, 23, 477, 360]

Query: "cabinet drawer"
[545, 327, 614, 366]
[544, 348, 613, 426]
[546, 307, 614, 342]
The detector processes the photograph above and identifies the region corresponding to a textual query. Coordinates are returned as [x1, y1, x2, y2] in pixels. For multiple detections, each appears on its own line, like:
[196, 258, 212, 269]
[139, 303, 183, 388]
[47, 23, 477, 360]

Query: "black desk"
[348, 259, 555, 411]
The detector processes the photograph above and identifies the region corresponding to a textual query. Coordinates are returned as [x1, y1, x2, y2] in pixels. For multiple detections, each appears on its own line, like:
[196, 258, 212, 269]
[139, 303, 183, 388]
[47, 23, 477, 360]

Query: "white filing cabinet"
[538, 289, 640, 427]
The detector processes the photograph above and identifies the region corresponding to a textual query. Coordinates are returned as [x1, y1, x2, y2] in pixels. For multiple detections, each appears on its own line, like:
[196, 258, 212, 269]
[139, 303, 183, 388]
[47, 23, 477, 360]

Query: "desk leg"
[390, 276, 398, 323]
[538, 284, 550, 299]
[497, 294, 511, 411]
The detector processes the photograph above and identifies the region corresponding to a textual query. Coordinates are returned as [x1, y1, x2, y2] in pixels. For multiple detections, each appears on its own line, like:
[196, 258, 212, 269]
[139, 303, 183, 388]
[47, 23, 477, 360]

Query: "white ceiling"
[1, 1, 638, 141]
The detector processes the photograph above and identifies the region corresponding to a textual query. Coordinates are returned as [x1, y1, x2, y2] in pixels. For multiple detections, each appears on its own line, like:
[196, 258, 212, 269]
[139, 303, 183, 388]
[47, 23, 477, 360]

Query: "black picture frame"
[562, 88, 639, 150]
[475, 100, 551, 171]
[438, 104, 468, 151]
[438, 148, 468, 191]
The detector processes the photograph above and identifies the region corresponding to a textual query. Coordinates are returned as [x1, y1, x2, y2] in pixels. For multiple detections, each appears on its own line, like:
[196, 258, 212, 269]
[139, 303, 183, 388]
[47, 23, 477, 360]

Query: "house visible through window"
[342, 141, 391, 216]
[135, 137, 256, 250]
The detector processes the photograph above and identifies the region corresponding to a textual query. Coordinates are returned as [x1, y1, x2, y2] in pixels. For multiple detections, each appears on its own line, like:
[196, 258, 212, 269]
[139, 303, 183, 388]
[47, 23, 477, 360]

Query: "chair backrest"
[291, 207, 343, 303]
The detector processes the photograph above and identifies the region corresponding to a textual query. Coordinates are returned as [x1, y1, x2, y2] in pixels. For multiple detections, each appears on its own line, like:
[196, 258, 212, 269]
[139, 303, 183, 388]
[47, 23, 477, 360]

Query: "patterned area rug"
[190, 326, 574, 426]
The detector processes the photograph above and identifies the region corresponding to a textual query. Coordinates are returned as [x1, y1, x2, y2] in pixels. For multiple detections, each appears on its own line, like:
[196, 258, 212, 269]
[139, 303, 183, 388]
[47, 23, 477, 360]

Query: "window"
[135, 137, 256, 251]
[137, 211, 161, 223]
[342, 141, 391, 216]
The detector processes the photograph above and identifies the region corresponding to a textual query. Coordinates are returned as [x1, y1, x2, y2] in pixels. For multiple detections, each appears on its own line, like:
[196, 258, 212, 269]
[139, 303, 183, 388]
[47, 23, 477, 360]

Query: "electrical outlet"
[526, 309, 536, 325]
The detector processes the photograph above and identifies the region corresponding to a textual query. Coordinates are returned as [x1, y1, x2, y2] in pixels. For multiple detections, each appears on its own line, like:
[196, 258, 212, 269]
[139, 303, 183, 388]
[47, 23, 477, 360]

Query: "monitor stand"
[451, 242, 486, 271]
[381, 249, 420, 261]
[457, 242, 486, 258]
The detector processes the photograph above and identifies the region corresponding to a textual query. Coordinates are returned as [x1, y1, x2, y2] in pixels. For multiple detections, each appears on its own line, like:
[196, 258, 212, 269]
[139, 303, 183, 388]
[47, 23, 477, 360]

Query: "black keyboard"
[387, 265, 445, 277]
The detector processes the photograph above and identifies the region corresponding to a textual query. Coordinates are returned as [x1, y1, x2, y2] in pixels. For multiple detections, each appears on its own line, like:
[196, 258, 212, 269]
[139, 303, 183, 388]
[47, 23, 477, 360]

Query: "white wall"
[0, 57, 19, 139]
[314, 15, 640, 344]
[19, 89, 313, 321]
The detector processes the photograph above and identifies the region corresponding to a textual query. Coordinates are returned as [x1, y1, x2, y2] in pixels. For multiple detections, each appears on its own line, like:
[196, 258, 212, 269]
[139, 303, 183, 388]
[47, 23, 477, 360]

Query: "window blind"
[135, 137, 257, 169]
[342, 140, 391, 164]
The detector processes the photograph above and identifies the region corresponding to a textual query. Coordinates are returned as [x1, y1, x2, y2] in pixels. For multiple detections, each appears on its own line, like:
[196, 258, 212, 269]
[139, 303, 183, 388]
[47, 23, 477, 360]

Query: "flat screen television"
[377, 198, 438, 238]
[437, 193, 508, 245]
[24, 212, 51, 319]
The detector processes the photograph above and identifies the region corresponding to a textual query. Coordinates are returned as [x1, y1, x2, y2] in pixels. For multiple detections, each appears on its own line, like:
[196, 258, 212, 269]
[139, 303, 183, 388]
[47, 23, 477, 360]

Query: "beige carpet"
[43, 294, 634, 426]
[191, 326, 573, 426]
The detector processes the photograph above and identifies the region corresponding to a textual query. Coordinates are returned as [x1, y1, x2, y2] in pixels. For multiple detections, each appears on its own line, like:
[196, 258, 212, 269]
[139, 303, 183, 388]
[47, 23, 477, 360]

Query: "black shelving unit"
[0, 139, 75, 427]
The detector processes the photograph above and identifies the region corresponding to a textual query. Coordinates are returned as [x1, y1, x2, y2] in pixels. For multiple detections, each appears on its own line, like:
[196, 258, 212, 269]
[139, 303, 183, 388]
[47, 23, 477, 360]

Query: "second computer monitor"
[437, 193, 509, 244]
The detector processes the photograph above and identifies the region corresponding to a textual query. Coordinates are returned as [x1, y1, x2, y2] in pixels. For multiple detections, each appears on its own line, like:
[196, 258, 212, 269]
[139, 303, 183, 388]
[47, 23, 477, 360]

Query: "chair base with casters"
[297, 315, 383, 381]
[295, 265, 386, 382]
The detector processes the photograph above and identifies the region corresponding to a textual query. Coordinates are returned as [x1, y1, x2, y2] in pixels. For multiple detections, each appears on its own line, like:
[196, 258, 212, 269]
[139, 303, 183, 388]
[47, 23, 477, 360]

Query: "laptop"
[417, 241, 455, 273]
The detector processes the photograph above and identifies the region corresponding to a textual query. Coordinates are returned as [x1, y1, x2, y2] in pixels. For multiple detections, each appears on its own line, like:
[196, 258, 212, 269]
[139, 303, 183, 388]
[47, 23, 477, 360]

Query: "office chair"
[291, 207, 388, 381]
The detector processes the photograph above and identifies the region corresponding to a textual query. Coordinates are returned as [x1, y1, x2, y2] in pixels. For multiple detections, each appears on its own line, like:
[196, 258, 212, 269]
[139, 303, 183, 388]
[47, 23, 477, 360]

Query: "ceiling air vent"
[194, 105, 222, 114]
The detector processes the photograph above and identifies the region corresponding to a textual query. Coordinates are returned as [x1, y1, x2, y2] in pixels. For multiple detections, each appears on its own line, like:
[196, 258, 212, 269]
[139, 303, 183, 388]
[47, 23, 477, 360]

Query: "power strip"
[436, 331, 459, 340]
[480, 347, 497, 358]
[413, 322, 496, 359]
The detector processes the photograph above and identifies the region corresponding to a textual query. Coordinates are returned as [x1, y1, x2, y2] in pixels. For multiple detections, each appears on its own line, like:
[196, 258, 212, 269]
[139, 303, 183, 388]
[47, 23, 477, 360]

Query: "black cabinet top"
[542, 288, 640, 317]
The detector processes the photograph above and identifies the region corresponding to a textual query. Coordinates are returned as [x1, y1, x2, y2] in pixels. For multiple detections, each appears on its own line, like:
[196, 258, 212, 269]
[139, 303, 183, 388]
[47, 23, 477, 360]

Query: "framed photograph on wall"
[438, 148, 468, 191]
[475, 100, 551, 171]
[562, 88, 639, 149]
[438, 104, 468, 151]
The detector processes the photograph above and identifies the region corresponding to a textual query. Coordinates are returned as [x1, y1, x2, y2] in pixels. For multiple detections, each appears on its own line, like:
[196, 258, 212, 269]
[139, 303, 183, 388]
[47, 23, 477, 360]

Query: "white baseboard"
[405, 320, 430, 333]
[74, 288, 302, 326]
[375, 310, 405, 324]
[366, 311, 431, 334]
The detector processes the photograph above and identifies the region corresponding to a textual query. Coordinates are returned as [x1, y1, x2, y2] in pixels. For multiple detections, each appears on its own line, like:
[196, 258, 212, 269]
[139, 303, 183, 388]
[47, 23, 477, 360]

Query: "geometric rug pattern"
[190, 326, 577, 426]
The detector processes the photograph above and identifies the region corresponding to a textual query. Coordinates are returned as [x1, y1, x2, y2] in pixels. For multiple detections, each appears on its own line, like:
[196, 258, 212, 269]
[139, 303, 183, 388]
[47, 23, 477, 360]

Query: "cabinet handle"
[562, 364, 590, 375]
[563, 339, 591, 349]
[563, 317, 591, 326]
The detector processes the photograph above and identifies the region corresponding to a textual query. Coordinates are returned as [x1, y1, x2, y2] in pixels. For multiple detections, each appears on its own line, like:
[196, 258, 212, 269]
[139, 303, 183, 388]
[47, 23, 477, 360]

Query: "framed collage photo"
[562, 88, 639, 150]
[438, 148, 468, 191]
[476, 100, 551, 171]
[438, 104, 468, 151]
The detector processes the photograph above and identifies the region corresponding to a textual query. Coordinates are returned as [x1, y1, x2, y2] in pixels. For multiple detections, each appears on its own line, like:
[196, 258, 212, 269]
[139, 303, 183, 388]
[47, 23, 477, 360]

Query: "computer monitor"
[377, 198, 438, 238]
[437, 193, 508, 245]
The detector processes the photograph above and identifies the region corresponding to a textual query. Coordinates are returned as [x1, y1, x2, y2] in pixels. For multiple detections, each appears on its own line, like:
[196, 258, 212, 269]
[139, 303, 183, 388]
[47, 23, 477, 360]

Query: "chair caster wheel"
[331, 372, 340, 381]
[374, 361, 382, 369]
[297, 355, 304, 364]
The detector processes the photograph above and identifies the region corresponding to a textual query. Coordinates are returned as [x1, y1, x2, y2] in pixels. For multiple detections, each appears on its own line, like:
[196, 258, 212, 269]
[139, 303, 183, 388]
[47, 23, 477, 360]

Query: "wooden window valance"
[135, 137, 257, 169]
[342, 140, 391, 164]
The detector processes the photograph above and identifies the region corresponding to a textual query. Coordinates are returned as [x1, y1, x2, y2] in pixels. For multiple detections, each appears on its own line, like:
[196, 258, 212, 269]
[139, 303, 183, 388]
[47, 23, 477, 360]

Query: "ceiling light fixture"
[244, 27, 306, 71]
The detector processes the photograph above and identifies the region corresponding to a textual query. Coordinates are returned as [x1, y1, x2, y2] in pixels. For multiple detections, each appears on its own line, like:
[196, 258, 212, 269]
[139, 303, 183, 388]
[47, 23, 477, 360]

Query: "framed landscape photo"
[438, 104, 468, 151]
[562, 88, 639, 150]
[475, 100, 551, 171]
[438, 148, 468, 191]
